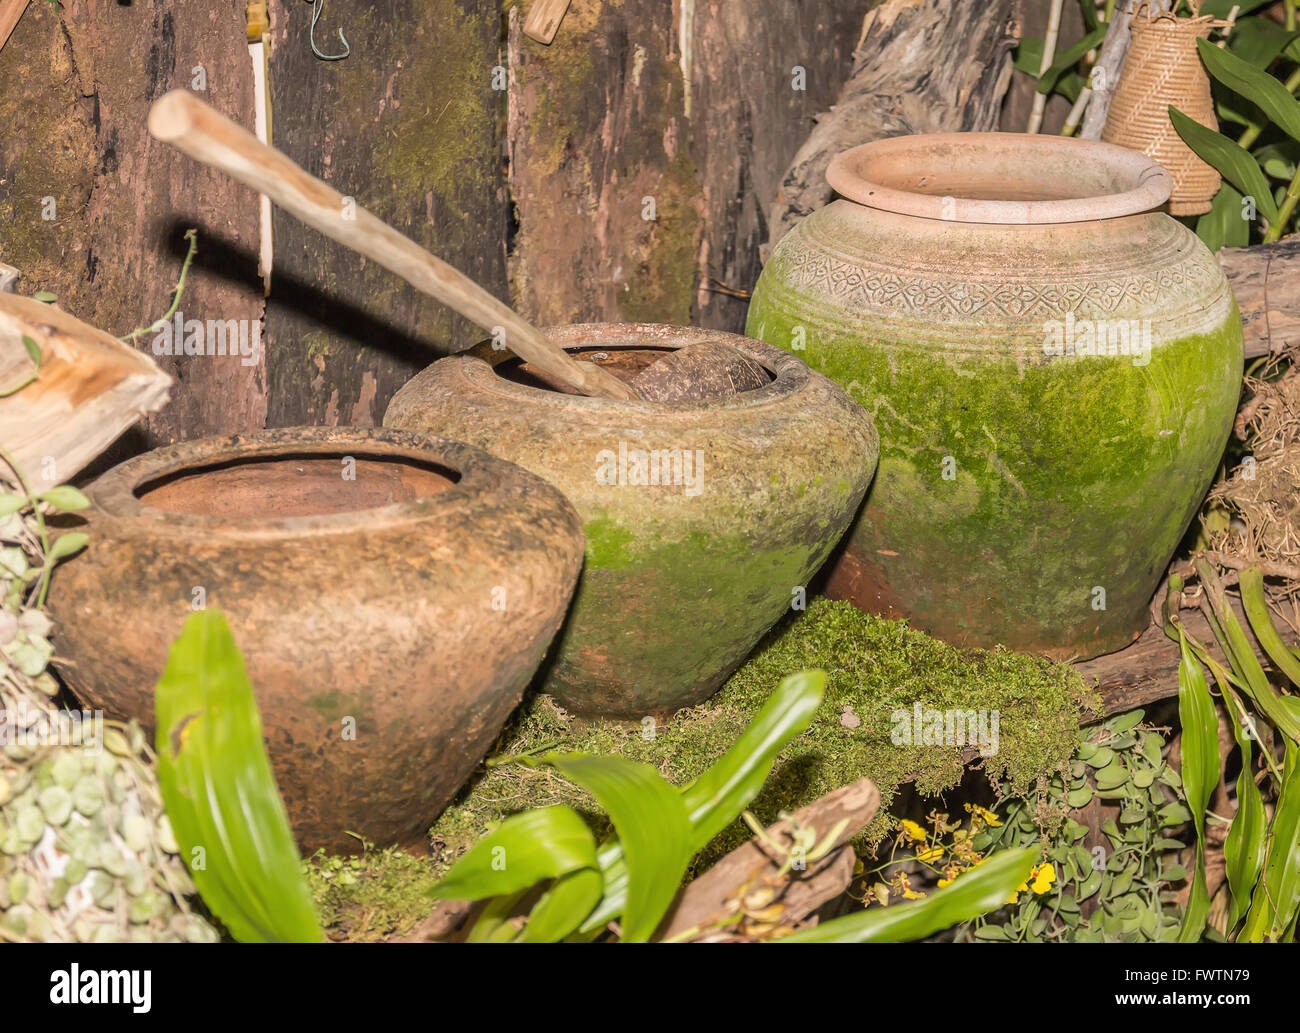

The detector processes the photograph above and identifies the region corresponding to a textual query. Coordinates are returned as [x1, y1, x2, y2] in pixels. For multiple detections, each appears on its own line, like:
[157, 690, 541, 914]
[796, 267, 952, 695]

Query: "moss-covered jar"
[385, 323, 878, 717]
[747, 133, 1242, 659]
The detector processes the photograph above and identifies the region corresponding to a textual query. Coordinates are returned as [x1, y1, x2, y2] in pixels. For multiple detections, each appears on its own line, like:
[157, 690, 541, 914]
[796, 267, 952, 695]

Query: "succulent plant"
[0, 479, 217, 943]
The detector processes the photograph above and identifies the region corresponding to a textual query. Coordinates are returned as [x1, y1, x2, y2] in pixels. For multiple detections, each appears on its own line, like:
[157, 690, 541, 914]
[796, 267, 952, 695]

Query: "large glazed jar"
[746, 133, 1242, 659]
[48, 427, 585, 852]
[385, 323, 878, 717]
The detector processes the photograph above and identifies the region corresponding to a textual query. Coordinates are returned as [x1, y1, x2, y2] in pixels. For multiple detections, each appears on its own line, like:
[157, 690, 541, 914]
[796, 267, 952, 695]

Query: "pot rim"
[458, 322, 809, 413]
[84, 426, 499, 539]
[826, 132, 1172, 225]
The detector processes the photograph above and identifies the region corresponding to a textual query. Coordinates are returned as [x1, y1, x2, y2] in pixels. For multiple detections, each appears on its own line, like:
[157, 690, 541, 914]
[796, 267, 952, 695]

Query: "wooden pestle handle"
[147, 90, 639, 401]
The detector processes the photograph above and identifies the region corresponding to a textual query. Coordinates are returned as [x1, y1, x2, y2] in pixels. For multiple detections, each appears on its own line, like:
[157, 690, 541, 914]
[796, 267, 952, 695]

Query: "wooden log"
[766, 0, 1017, 250]
[654, 777, 879, 942]
[1219, 238, 1300, 360]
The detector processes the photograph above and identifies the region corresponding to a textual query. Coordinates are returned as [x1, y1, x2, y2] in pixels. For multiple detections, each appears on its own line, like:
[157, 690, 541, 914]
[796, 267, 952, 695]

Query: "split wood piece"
[766, 0, 1016, 250]
[146, 90, 637, 402]
[1219, 238, 1300, 360]
[522, 0, 571, 45]
[0, 0, 27, 54]
[653, 777, 880, 942]
[0, 294, 171, 481]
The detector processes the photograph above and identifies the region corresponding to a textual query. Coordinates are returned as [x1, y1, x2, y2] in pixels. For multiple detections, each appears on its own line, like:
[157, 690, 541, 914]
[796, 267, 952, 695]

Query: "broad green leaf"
[1175, 631, 1219, 943]
[1256, 140, 1300, 180]
[0, 494, 29, 516]
[434, 805, 597, 901]
[1196, 183, 1252, 252]
[30, 291, 56, 303]
[36, 485, 90, 512]
[1223, 690, 1267, 933]
[774, 848, 1037, 943]
[579, 669, 826, 934]
[21, 335, 42, 369]
[1014, 38, 1045, 78]
[46, 531, 88, 561]
[1225, 16, 1299, 68]
[518, 868, 604, 943]
[1241, 745, 1300, 941]
[1200, 0, 1275, 16]
[1196, 37, 1300, 144]
[1170, 105, 1280, 223]
[1037, 27, 1108, 94]
[154, 610, 323, 943]
[546, 754, 691, 942]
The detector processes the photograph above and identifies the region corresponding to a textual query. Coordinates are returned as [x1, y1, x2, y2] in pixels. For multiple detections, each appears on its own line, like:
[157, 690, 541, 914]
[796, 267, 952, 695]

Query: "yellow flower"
[1031, 862, 1056, 895]
[917, 845, 943, 863]
[965, 803, 1002, 827]
[901, 886, 926, 900]
[900, 819, 928, 844]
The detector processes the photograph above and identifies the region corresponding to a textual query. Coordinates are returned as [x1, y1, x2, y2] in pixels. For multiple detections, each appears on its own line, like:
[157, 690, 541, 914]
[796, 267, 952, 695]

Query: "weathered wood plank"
[1219, 238, 1300, 361]
[0, 1, 263, 447]
[264, 0, 508, 427]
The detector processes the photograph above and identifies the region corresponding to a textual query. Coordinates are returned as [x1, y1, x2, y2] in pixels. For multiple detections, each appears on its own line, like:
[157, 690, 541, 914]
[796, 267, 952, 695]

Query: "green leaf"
[30, 291, 56, 303]
[1256, 140, 1299, 180]
[1209, 575, 1300, 744]
[774, 848, 1037, 943]
[1014, 38, 1045, 78]
[434, 806, 597, 901]
[1200, 0, 1273, 16]
[1226, 16, 1299, 68]
[1037, 27, 1108, 94]
[1223, 694, 1267, 933]
[0, 494, 29, 516]
[545, 754, 691, 942]
[46, 531, 88, 561]
[1169, 105, 1280, 223]
[1196, 183, 1252, 252]
[1196, 36, 1300, 144]
[518, 868, 604, 943]
[579, 669, 825, 934]
[153, 610, 323, 943]
[1175, 631, 1219, 943]
[20, 335, 42, 369]
[36, 485, 90, 512]
[1239, 565, 1300, 687]
[1242, 744, 1300, 941]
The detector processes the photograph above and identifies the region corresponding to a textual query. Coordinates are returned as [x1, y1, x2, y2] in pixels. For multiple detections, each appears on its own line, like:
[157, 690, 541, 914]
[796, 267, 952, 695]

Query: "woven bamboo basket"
[1102, 9, 1224, 216]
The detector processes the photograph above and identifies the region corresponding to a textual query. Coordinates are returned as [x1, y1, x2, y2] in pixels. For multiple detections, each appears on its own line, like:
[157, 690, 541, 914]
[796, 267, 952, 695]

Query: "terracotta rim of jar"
[86, 426, 491, 540]
[826, 132, 1172, 225]
[462, 322, 807, 415]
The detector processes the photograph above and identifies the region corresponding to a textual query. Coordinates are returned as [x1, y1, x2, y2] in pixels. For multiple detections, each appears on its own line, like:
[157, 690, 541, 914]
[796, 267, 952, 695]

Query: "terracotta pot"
[48, 427, 584, 852]
[747, 133, 1242, 660]
[385, 323, 878, 717]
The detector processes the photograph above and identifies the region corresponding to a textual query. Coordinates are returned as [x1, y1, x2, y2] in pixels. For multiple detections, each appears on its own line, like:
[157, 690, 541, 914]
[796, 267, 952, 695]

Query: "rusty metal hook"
[307, 0, 350, 61]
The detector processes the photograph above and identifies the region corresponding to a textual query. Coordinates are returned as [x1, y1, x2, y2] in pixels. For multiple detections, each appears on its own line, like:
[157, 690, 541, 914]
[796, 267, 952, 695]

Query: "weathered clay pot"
[385, 324, 878, 717]
[747, 133, 1243, 659]
[48, 427, 584, 852]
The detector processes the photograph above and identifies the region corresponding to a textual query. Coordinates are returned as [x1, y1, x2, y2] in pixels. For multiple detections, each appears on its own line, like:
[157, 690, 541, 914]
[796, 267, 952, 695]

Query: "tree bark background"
[0, 0, 262, 448]
[0, 0, 507, 445]
[506, 0, 870, 334]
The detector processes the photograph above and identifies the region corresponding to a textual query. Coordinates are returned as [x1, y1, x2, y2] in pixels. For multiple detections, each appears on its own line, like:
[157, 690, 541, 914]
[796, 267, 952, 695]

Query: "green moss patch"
[304, 599, 1094, 939]
[433, 598, 1096, 870]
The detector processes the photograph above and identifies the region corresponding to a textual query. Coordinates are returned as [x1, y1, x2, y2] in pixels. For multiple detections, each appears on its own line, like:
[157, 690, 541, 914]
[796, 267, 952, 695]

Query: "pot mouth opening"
[494, 344, 776, 397]
[826, 132, 1172, 225]
[135, 452, 461, 520]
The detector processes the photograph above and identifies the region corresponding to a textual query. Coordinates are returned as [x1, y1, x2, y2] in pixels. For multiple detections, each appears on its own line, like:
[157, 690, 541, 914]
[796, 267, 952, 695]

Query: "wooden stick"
[147, 90, 638, 401]
[0, 0, 27, 54]
[522, 0, 572, 45]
